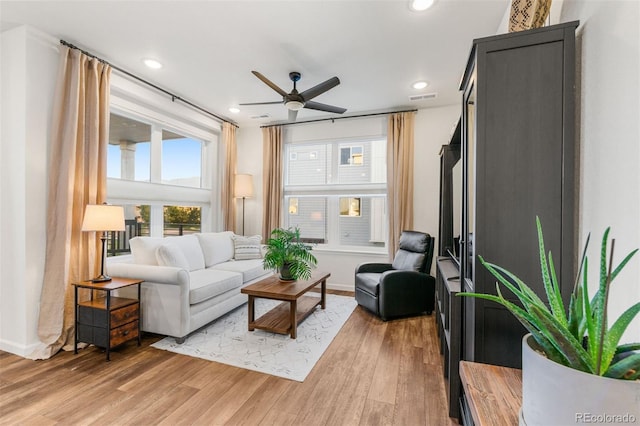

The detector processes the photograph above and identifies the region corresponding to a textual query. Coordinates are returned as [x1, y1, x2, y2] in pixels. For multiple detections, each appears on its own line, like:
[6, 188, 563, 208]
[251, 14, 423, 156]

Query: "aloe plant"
[263, 227, 317, 281]
[460, 217, 640, 380]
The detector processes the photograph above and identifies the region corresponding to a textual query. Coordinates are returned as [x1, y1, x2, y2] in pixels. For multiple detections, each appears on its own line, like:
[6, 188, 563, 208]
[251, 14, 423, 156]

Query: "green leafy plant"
[460, 217, 640, 380]
[263, 227, 318, 281]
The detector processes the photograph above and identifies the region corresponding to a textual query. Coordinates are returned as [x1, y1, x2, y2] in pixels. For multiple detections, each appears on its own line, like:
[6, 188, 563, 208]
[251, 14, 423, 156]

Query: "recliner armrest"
[355, 262, 394, 274]
[379, 269, 433, 289]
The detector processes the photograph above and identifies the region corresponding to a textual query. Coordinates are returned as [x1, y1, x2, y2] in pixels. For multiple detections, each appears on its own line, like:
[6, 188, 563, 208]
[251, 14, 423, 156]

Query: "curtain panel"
[221, 122, 237, 232]
[387, 111, 416, 259]
[29, 46, 111, 360]
[261, 126, 283, 242]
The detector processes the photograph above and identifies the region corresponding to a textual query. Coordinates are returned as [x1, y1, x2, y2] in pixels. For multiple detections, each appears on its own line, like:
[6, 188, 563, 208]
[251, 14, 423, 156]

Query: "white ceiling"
[1, 0, 509, 127]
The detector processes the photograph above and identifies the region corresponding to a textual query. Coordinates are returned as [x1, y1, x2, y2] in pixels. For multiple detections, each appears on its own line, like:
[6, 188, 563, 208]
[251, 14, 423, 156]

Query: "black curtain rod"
[60, 40, 238, 128]
[260, 109, 419, 128]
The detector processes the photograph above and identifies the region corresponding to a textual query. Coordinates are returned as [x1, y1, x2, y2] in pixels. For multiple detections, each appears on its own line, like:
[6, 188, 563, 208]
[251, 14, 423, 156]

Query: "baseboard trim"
[327, 282, 355, 293]
[0, 338, 39, 358]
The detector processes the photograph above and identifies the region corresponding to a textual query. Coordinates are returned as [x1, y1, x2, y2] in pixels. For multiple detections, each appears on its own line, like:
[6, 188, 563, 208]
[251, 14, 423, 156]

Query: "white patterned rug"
[151, 293, 357, 382]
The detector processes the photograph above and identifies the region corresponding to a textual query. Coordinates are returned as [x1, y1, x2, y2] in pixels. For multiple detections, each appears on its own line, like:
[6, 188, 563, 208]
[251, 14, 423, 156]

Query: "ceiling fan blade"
[288, 109, 298, 122]
[300, 77, 340, 101]
[238, 101, 283, 106]
[252, 71, 288, 97]
[303, 101, 347, 114]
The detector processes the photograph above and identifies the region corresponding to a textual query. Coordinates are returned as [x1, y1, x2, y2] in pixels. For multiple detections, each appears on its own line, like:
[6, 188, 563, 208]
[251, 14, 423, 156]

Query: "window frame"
[107, 75, 221, 239]
[283, 137, 387, 253]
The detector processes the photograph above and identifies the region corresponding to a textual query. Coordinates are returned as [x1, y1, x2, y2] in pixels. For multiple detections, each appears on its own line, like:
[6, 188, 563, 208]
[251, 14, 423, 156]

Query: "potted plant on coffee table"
[460, 217, 640, 425]
[263, 227, 317, 281]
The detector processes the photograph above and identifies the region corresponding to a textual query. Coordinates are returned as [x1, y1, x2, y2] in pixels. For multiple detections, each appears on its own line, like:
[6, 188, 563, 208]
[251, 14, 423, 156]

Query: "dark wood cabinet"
[458, 21, 579, 369]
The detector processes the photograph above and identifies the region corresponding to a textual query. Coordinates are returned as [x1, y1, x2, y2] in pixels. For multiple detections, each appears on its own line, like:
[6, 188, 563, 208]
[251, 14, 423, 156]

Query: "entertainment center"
[436, 20, 579, 422]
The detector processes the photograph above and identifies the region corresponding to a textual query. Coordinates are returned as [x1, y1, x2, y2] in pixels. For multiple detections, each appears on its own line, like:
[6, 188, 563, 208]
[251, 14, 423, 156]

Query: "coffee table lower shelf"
[249, 295, 321, 337]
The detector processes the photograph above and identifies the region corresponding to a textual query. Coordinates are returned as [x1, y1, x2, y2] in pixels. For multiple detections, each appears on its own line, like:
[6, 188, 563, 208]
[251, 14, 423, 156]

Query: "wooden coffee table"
[241, 271, 330, 339]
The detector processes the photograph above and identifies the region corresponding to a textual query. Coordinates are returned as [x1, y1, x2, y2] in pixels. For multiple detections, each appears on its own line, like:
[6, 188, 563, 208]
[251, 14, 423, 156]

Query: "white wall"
[236, 106, 460, 290]
[0, 26, 59, 356]
[560, 1, 640, 341]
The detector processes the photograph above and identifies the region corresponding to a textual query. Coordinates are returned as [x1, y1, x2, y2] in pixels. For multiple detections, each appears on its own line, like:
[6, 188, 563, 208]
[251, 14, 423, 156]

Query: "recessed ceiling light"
[143, 59, 163, 69]
[410, 0, 435, 12]
[229, 107, 240, 114]
[412, 81, 429, 90]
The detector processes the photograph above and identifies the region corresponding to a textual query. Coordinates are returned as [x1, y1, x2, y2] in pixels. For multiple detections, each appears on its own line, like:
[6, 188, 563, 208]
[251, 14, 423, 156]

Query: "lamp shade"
[81, 204, 125, 232]
[235, 174, 254, 198]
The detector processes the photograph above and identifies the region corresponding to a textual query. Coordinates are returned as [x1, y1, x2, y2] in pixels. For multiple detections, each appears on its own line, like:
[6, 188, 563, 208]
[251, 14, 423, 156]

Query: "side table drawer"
[110, 321, 139, 347]
[111, 303, 139, 328]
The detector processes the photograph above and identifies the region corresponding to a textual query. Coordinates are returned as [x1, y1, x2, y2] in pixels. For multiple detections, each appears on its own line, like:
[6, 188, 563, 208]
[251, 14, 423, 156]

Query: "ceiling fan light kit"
[240, 70, 346, 121]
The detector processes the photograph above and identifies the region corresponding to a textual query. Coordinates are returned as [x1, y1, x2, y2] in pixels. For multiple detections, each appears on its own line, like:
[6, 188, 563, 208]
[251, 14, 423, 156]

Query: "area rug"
[151, 293, 357, 382]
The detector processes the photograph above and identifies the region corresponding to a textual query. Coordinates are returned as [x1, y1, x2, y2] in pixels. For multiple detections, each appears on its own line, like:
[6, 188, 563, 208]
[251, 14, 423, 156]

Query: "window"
[339, 197, 361, 217]
[108, 114, 151, 181]
[106, 93, 218, 256]
[163, 205, 201, 236]
[340, 146, 363, 166]
[284, 138, 386, 249]
[162, 130, 202, 188]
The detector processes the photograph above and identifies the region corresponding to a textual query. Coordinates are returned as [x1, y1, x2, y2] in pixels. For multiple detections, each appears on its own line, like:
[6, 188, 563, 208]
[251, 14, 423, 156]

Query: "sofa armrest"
[107, 262, 190, 286]
[355, 262, 393, 274]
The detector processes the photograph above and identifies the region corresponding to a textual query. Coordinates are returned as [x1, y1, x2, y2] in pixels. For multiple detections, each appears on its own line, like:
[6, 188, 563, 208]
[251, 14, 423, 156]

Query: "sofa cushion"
[156, 243, 190, 270]
[188, 269, 243, 305]
[166, 235, 205, 271]
[212, 258, 269, 282]
[129, 237, 165, 265]
[232, 234, 262, 260]
[196, 232, 235, 267]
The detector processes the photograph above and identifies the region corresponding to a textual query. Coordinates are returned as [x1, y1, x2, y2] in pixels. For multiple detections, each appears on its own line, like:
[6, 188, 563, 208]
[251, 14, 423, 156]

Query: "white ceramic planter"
[520, 334, 640, 426]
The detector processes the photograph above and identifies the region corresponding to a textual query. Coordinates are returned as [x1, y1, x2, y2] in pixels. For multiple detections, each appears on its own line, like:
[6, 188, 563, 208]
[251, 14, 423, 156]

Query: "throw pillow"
[156, 243, 190, 270]
[232, 234, 262, 260]
[129, 237, 165, 265]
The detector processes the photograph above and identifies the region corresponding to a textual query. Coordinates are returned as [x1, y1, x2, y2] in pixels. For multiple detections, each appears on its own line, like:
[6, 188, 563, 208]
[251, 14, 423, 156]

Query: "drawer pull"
[123, 330, 129, 336]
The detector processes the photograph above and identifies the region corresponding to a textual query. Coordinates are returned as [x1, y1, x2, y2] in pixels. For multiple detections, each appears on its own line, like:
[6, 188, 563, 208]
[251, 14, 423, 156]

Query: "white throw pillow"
[195, 232, 235, 267]
[167, 235, 205, 271]
[129, 237, 165, 265]
[156, 243, 190, 270]
[232, 234, 263, 260]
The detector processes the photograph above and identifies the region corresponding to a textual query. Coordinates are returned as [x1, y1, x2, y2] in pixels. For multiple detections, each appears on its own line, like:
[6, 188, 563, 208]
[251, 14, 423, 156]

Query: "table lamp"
[81, 204, 125, 282]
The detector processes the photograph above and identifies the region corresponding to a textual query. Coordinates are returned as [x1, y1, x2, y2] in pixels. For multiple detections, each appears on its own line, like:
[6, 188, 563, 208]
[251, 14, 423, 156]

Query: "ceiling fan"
[240, 71, 347, 121]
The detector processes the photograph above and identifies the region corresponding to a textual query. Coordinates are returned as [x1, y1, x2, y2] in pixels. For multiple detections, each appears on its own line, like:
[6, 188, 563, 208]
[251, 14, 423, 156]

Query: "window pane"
[106, 204, 149, 257]
[163, 206, 201, 236]
[162, 130, 202, 188]
[108, 113, 151, 181]
[284, 197, 326, 243]
[286, 143, 330, 185]
[339, 196, 386, 247]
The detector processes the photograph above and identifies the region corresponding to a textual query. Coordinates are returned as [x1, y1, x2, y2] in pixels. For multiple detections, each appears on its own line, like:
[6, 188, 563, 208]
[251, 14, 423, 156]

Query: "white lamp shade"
[235, 174, 254, 198]
[81, 204, 125, 231]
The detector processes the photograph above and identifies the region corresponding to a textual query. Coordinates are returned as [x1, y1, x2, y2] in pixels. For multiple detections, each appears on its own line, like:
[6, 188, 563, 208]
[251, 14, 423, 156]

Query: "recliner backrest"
[391, 231, 434, 273]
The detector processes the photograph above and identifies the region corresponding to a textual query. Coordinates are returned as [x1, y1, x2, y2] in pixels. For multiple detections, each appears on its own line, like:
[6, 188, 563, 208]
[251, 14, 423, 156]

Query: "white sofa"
[107, 231, 271, 343]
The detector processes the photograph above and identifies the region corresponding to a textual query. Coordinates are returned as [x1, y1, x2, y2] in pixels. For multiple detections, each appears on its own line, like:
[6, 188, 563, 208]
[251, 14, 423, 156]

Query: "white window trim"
[107, 74, 222, 234]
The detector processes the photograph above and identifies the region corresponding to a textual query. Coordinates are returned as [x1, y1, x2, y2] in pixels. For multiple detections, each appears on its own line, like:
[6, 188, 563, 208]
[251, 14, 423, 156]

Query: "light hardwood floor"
[0, 301, 457, 426]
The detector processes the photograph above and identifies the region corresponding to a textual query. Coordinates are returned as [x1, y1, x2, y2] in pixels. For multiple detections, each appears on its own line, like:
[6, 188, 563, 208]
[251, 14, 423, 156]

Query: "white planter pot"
[521, 334, 640, 426]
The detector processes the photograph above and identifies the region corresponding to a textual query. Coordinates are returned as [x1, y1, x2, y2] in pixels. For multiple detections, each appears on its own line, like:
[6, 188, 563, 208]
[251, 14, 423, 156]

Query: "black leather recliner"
[355, 231, 435, 321]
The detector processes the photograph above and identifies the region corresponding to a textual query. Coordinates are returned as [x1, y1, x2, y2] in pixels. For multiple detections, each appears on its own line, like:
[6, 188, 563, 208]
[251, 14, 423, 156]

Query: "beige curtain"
[29, 46, 111, 360]
[261, 126, 283, 242]
[387, 111, 416, 259]
[221, 122, 237, 232]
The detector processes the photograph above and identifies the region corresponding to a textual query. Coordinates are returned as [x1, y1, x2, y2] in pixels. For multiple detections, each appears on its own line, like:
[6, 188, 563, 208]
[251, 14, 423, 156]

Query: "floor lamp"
[235, 174, 254, 236]
[81, 204, 125, 282]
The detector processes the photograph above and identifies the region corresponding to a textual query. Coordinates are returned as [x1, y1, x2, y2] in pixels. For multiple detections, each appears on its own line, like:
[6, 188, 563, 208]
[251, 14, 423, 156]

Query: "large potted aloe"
[461, 218, 639, 425]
